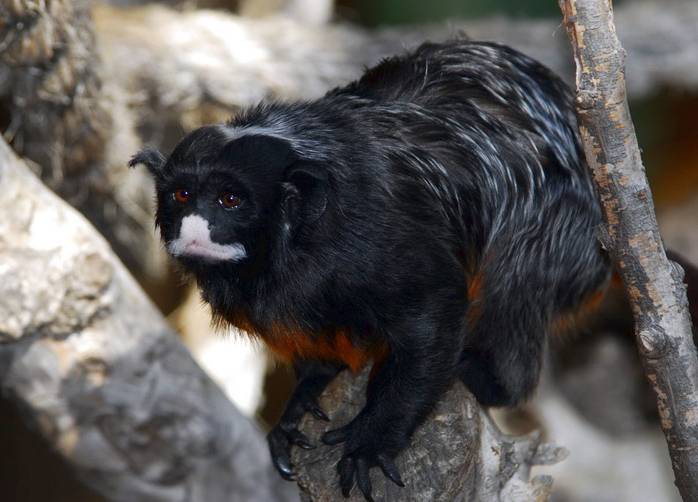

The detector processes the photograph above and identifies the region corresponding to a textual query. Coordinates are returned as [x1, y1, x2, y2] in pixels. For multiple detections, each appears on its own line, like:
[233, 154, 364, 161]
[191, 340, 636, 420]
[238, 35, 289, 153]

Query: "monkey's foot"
[323, 420, 406, 501]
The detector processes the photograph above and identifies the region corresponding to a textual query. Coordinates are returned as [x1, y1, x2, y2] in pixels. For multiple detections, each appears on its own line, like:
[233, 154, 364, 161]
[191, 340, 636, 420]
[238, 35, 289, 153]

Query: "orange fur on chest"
[265, 329, 377, 372]
[226, 310, 384, 372]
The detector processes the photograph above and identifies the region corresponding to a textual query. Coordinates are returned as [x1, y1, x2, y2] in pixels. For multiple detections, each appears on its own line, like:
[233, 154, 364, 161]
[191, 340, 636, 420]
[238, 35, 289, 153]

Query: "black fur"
[131, 41, 610, 499]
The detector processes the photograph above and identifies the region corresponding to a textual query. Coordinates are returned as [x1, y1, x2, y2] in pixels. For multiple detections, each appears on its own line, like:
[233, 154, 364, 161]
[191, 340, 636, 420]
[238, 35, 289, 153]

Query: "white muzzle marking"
[168, 214, 247, 262]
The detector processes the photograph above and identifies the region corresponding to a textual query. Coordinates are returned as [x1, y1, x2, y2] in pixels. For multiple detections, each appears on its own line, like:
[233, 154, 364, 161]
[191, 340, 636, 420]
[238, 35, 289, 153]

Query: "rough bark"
[0, 137, 296, 502]
[558, 1, 698, 501]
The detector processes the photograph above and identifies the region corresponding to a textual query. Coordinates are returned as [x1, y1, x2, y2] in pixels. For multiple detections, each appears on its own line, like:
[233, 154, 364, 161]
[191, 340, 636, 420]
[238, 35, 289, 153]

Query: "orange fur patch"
[225, 309, 383, 372]
[467, 272, 484, 302]
[265, 328, 372, 372]
[465, 271, 485, 327]
[549, 289, 605, 336]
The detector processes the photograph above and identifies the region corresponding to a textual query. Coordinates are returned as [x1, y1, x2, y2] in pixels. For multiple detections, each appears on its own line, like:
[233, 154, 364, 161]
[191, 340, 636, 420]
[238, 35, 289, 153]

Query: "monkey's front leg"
[268, 361, 342, 480]
[322, 338, 459, 501]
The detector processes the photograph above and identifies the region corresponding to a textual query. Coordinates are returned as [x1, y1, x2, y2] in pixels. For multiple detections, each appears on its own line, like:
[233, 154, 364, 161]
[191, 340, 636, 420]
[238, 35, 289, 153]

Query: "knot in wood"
[575, 90, 599, 110]
[637, 325, 671, 360]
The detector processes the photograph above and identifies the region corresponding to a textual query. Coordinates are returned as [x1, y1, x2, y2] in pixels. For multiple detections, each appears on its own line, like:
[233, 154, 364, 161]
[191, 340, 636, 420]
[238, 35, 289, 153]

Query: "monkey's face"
[130, 125, 328, 274]
[155, 164, 255, 268]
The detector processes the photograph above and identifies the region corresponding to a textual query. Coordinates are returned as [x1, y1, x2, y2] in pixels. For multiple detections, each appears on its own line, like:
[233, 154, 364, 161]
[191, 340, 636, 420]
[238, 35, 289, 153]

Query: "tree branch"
[558, 1, 698, 500]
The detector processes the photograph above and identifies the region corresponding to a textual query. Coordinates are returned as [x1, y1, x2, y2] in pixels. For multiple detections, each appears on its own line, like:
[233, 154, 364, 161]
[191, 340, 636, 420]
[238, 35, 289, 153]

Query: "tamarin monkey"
[131, 41, 614, 500]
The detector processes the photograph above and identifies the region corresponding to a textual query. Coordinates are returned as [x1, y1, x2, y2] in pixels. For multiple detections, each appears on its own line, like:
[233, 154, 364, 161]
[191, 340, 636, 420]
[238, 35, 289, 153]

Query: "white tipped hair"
[168, 214, 247, 262]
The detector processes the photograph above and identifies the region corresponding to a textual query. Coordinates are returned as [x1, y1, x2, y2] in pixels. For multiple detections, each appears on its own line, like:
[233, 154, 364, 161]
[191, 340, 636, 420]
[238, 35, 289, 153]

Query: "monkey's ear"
[128, 146, 166, 177]
[283, 162, 328, 223]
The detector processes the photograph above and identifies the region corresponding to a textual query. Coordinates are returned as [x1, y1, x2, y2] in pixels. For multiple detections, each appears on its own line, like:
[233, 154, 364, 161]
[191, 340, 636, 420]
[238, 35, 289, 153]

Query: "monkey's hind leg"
[267, 361, 341, 480]
[457, 273, 548, 408]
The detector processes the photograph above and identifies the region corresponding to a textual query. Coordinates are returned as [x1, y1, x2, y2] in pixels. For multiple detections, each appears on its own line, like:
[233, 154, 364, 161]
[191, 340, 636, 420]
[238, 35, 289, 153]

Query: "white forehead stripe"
[168, 214, 247, 262]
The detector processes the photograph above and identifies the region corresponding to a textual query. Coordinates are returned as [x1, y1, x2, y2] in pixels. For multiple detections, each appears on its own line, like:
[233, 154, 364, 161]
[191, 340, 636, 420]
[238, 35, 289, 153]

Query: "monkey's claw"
[323, 422, 405, 501]
[375, 453, 405, 488]
[334, 450, 404, 501]
[267, 425, 315, 480]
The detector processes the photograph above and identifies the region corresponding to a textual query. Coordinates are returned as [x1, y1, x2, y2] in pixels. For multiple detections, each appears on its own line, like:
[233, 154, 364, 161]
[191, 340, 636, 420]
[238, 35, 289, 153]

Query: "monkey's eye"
[173, 189, 190, 203]
[219, 193, 242, 209]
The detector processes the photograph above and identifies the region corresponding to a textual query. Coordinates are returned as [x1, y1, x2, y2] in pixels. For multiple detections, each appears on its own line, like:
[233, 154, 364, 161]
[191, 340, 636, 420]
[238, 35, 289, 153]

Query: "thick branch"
[0, 137, 296, 502]
[558, 1, 698, 500]
[293, 368, 566, 501]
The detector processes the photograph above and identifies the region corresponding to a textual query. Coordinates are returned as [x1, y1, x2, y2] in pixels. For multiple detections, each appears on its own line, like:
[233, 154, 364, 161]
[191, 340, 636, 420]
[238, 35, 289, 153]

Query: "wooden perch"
[0, 138, 297, 502]
[293, 368, 567, 501]
[558, 1, 698, 501]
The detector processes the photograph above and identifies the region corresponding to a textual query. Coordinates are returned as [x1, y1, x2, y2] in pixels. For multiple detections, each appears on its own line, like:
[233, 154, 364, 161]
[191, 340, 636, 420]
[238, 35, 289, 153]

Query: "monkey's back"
[325, 41, 610, 313]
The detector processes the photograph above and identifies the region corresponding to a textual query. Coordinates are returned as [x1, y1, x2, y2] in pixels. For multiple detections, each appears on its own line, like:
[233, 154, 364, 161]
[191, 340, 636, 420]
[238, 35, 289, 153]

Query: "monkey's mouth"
[167, 214, 248, 263]
[168, 239, 247, 263]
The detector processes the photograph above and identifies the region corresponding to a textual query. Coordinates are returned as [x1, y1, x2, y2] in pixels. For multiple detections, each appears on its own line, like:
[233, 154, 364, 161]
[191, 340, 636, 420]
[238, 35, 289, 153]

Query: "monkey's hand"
[323, 411, 406, 501]
[268, 361, 340, 480]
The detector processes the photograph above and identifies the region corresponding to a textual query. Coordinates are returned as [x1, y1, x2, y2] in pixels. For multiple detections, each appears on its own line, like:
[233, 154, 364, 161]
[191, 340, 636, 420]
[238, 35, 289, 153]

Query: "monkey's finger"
[376, 453, 405, 487]
[356, 457, 374, 502]
[322, 427, 350, 445]
[288, 429, 315, 450]
[267, 431, 296, 480]
[338, 455, 356, 498]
